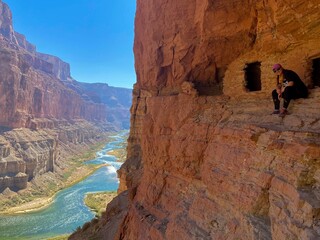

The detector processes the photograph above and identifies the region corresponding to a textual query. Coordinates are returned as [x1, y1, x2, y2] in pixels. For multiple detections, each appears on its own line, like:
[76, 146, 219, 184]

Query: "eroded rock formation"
[0, 0, 132, 129]
[70, 0, 320, 239]
[0, 0, 131, 192]
[0, 120, 111, 193]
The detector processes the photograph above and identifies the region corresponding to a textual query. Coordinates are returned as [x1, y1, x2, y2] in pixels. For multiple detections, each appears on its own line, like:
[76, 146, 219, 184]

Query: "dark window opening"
[312, 58, 320, 88]
[244, 62, 261, 92]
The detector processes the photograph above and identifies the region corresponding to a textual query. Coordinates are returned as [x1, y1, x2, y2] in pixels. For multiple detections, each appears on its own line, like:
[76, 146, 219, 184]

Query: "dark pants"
[272, 86, 306, 109]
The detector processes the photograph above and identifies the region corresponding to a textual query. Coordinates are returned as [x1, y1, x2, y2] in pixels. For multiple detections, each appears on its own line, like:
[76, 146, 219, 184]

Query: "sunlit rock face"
[70, 0, 320, 239]
[64, 81, 132, 129]
[0, 0, 132, 192]
[0, 48, 108, 128]
[0, 1, 132, 129]
[0, 120, 112, 193]
[0, 51, 107, 128]
[118, 0, 320, 239]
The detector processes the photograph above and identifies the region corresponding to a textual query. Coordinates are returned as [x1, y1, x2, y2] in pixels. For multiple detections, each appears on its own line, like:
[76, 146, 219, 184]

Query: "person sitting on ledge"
[271, 63, 308, 117]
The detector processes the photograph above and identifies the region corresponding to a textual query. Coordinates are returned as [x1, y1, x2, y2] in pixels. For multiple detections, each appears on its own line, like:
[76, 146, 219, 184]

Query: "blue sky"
[4, 0, 136, 89]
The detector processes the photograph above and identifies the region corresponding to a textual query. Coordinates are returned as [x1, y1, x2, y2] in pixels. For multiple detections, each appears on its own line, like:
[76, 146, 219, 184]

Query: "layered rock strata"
[0, 43, 107, 127]
[71, 0, 320, 239]
[0, 120, 112, 192]
[0, 0, 131, 192]
[0, 0, 132, 130]
[64, 81, 132, 129]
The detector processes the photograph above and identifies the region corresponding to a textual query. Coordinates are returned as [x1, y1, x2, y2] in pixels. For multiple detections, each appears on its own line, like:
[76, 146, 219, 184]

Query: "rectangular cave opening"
[244, 62, 261, 92]
[312, 58, 320, 88]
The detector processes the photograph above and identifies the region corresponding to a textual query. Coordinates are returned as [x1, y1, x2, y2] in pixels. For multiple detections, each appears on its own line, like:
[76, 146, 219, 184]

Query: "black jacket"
[279, 69, 308, 98]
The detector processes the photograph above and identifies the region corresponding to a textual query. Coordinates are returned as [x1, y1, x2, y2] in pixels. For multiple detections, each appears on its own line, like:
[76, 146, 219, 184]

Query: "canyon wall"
[0, 120, 111, 193]
[70, 0, 320, 239]
[0, 0, 131, 193]
[64, 81, 132, 129]
[0, 0, 132, 129]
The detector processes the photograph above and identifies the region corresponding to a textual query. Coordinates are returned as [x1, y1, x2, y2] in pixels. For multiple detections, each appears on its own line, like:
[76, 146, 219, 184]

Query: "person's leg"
[279, 86, 298, 116]
[282, 86, 297, 109]
[272, 89, 280, 113]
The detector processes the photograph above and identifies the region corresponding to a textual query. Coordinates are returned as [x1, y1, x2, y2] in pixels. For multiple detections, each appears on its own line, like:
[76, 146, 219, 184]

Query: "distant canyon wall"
[70, 0, 320, 240]
[0, 0, 131, 192]
[0, 0, 132, 130]
[0, 47, 107, 128]
[0, 120, 111, 192]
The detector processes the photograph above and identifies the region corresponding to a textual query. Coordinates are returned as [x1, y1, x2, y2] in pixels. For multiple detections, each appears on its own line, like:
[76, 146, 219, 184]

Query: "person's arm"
[276, 84, 282, 93]
[276, 76, 282, 96]
[284, 70, 296, 88]
[276, 75, 280, 85]
[281, 80, 294, 93]
[280, 71, 294, 93]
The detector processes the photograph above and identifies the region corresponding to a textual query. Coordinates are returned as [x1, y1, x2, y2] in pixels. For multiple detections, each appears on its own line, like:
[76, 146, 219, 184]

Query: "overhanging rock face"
[70, 1, 320, 239]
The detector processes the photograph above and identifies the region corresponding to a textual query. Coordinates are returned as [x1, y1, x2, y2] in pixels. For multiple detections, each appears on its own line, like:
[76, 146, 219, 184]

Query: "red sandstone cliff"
[0, 1, 132, 129]
[0, 1, 106, 128]
[71, 0, 320, 239]
[0, 0, 131, 193]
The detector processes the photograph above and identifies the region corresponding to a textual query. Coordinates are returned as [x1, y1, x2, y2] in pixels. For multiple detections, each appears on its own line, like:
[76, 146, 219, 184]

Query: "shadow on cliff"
[0, 126, 12, 134]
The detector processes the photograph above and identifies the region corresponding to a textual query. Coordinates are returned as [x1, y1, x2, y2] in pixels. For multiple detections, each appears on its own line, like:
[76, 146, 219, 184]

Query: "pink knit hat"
[272, 64, 282, 71]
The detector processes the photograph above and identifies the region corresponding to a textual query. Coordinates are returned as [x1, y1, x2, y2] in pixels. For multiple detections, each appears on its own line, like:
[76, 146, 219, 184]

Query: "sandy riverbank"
[2, 196, 55, 214]
[107, 148, 127, 162]
[0, 133, 128, 215]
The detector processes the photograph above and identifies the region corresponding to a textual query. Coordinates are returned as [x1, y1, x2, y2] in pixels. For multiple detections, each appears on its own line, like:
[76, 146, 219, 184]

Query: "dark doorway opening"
[244, 62, 261, 92]
[312, 58, 320, 87]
